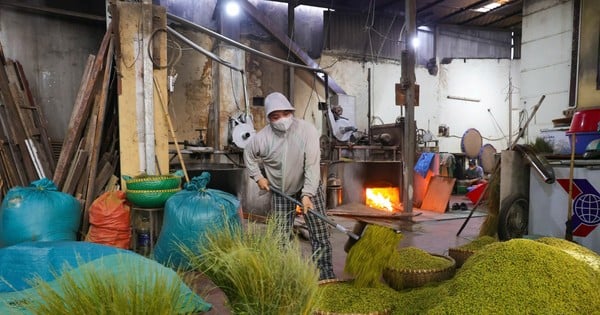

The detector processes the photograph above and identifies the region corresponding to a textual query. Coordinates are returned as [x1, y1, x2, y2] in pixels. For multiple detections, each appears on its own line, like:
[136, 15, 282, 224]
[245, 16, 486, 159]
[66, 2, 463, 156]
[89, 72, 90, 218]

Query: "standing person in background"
[465, 159, 486, 186]
[243, 92, 336, 281]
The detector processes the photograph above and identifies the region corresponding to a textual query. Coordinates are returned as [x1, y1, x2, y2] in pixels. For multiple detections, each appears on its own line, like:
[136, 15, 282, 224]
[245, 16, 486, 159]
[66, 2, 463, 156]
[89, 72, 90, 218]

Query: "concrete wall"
[520, 0, 574, 139]
[0, 8, 105, 140]
[577, 0, 600, 107]
[319, 54, 521, 153]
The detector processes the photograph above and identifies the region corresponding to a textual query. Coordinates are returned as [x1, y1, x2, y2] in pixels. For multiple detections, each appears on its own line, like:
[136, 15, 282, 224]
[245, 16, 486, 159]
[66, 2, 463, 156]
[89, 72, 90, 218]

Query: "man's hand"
[257, 178, 270, 191]
[301, 195, 314, 214]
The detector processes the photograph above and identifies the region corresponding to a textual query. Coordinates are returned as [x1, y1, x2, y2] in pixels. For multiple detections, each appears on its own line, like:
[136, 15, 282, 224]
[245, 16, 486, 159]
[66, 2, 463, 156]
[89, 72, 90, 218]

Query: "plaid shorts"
[272, 183, 335, 280]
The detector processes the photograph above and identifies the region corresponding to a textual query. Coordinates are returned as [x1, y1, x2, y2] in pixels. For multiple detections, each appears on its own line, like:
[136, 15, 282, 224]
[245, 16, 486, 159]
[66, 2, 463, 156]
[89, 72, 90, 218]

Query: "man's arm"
[243, 137, 264, 183]
[301, 124, 320, 198]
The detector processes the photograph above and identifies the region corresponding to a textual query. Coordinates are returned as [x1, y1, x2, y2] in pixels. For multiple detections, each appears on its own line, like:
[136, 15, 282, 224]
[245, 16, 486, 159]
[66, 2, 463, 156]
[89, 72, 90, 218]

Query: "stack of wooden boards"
[0, 25, 119, 236]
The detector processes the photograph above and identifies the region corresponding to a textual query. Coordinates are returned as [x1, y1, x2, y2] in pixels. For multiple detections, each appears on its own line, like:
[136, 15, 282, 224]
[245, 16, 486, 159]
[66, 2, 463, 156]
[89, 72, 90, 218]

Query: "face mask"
[270, 116, 293, 132]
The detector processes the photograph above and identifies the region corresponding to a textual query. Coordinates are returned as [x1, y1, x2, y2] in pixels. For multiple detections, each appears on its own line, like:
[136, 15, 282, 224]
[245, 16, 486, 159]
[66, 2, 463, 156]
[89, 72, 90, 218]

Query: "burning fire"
[366, 187, 400, 212]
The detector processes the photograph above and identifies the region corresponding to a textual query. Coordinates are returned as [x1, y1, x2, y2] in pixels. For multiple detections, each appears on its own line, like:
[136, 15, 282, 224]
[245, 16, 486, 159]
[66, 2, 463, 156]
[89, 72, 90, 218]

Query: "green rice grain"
[387, 247, 453, 270]
[427, 239, 600, 314]
[455, 235, 496, 251]
[315, 281, 397, 314]
[536, 237, 600, 273]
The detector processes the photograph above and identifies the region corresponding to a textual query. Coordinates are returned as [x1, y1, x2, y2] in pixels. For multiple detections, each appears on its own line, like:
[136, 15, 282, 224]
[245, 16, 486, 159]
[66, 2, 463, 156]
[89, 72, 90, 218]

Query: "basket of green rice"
[383, 247, 456, 291]
[448, 235, 497, 268]
[313, 279, 395, 315]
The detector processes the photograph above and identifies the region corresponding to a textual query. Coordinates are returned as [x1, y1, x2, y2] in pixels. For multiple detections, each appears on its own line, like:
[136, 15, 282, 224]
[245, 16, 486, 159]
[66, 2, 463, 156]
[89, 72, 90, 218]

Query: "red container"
[568, 108, 600, 133]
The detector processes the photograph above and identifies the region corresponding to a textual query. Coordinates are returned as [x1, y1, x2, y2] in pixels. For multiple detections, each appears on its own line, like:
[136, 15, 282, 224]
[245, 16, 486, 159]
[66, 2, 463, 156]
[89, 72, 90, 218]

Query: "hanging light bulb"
[225, 1, 240, 17]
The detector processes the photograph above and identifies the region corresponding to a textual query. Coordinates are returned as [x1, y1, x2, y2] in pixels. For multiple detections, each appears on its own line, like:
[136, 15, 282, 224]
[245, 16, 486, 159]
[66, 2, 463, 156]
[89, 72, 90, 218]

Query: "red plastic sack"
[86, 191, 131, 249]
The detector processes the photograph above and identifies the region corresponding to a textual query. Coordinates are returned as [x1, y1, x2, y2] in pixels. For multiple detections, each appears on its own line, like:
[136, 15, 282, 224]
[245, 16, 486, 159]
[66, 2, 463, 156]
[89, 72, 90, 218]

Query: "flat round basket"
[448, 247, 475, 268]
[313, 279, 391, 315]
[124, 175, 182, 190]
[125, 188, 180, 208]
[382, 254, 456, 291]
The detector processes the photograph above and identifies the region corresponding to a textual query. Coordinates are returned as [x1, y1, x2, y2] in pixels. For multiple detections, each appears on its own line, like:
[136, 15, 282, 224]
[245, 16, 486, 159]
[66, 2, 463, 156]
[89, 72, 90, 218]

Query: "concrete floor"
[194, 195, 487, 314]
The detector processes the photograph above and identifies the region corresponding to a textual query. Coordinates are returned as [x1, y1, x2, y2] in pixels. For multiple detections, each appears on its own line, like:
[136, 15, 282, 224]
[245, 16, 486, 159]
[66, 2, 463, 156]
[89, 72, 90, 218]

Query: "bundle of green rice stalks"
[345, 225, 403, 288]
[536, 237, 600, 273]
[18, 254, 209, 314]
[181, 217, 321, 315]
[314, 279, 398, 314]
[427, 239, 600, 314]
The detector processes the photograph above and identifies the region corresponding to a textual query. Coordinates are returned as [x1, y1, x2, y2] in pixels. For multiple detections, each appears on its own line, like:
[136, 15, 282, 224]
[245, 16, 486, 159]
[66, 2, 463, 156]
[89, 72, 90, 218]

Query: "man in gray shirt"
[244, 92, 335, 280]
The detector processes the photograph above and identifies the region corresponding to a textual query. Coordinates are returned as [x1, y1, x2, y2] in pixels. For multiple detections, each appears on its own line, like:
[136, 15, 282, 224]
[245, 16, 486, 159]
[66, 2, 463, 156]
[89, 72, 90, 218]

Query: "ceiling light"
[474, 1, 504, 13]
[412, 37, 420, 48]
[225, 1, 240, 17]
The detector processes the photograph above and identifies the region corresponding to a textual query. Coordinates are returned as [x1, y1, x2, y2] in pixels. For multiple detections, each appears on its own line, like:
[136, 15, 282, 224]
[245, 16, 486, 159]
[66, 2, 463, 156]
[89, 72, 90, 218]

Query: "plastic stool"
[131, 206, 164, 256]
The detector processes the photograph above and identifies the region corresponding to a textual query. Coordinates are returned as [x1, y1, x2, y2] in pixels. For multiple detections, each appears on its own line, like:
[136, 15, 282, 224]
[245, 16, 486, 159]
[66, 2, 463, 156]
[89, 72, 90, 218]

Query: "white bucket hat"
[264, 92, 295, 117]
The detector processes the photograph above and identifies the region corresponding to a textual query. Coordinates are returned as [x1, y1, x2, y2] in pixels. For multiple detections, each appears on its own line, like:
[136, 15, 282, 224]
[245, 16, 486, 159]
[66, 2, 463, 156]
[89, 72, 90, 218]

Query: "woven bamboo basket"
[382, 254, 456, 291]
[313, 279, 391, 315]
[448, 247, 476, 268]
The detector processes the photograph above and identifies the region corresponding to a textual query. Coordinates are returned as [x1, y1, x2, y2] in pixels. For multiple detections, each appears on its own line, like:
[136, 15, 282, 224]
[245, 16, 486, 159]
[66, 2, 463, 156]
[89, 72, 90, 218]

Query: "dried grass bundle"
[182, 216, 321, 314]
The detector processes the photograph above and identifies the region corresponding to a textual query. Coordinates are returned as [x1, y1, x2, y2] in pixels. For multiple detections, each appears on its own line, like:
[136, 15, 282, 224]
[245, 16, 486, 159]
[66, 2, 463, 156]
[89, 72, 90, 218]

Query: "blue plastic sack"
[0, 241, 211, 313]
[0, 178, 81, 247]
[154, 172, 241, 269]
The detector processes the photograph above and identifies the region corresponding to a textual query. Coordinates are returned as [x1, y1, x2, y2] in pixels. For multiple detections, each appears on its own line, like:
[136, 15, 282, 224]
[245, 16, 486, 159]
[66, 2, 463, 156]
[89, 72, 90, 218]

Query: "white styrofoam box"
[539, 127, 570, 154]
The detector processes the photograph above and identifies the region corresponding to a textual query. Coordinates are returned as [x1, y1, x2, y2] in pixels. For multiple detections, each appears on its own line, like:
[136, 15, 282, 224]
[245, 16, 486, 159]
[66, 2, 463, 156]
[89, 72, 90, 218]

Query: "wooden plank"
[116, 3, 169, 180]
[420, 176, 456, 213]
[82, 38, 114, 235]
[0, 106, 27, 186]
[14, 61, 55, 171]
[53, 23, 113, 189]
[94, 161, 114, 192]
[63, 149, 88, 195]
[0, 60, 37, 182]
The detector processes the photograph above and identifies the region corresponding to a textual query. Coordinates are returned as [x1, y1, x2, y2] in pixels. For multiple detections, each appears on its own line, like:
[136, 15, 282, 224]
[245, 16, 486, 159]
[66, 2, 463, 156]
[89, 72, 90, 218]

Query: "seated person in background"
[465, 159, 486, 186]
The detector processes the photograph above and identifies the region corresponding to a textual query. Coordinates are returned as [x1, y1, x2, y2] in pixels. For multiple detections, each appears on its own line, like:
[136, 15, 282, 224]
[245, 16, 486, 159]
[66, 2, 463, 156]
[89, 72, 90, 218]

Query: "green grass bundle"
[182, 217, 320, 315]
[16, 255, 207, 314]
[387, 247, 454, 270]
[315, 280, 397, 314]
[345, 225, 403, 288]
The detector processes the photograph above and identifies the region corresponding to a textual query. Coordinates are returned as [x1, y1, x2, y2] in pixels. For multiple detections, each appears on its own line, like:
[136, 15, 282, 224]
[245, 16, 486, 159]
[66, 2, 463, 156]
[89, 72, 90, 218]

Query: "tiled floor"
[196, 194, 487, 314]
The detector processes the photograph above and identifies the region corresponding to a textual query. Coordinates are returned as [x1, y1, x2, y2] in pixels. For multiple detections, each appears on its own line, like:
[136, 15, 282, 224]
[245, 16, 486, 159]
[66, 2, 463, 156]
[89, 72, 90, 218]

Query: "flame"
[366, 187, 400, 212]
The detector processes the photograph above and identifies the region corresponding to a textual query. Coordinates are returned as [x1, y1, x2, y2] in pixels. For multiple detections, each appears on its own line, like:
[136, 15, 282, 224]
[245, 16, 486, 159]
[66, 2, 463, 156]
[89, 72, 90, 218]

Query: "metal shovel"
[268, 185, 360, 240]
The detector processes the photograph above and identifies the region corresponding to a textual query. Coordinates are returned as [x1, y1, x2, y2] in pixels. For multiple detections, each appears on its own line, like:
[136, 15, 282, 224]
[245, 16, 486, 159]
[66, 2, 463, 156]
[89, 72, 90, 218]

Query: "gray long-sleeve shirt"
[243, 117, 321, 197]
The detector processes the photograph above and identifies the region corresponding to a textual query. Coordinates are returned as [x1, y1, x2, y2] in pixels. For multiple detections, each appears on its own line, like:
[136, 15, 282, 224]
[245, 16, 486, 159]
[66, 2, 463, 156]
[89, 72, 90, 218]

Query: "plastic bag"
[153, 172, 241, 269]
[0, 178, 81, 247]
[85, 191, 131, 249]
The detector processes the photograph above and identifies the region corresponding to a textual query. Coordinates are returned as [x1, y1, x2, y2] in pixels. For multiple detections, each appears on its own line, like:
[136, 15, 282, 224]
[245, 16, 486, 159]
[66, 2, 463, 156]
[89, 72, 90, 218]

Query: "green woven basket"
[125, 188, 180, 208]
[123, 174, 182, 190]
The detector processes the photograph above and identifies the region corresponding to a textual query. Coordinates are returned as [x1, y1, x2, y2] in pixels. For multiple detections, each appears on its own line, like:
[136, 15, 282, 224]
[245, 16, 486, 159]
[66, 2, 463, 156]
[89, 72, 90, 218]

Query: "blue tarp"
[414, 152, 435, 178]
[0, 241, 211, 313]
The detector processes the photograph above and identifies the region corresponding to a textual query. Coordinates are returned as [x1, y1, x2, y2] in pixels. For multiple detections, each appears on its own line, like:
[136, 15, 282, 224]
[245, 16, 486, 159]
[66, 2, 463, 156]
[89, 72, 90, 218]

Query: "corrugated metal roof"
[268, 0, 523, 32]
